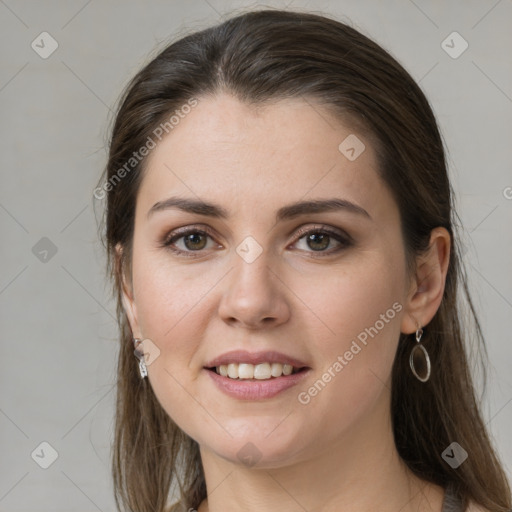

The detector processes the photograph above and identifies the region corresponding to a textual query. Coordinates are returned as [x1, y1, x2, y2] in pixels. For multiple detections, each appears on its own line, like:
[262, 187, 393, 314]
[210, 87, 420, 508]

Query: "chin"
[201, 428, 308, 469]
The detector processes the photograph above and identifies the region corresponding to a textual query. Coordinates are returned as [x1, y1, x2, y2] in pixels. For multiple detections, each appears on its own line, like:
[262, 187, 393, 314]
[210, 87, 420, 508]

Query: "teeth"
[215, 362, 296, 379]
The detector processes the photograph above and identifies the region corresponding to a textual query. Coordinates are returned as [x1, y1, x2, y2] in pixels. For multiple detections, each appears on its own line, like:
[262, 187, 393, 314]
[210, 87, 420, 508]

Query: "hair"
[96, 8, 511, 512]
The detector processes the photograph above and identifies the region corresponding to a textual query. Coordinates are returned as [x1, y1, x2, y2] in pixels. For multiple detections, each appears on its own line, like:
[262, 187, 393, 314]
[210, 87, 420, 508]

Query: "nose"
[217, 248, 291, 330]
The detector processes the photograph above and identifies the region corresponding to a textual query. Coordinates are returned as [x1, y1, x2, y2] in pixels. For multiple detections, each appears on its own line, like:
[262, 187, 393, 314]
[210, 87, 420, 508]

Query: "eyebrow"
[147, 196, 371, 222]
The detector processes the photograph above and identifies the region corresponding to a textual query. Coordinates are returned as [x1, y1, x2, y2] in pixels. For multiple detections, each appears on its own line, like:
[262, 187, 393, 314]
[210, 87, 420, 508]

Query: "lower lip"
[204, 368, 311, 400]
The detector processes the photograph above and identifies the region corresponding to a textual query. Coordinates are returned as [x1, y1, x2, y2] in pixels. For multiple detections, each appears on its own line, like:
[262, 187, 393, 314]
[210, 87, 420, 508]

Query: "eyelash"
[160, 224, 353, 259]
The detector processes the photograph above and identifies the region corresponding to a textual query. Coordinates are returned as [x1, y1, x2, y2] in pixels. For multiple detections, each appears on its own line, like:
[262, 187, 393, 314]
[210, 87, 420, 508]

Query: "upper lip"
[204, 350, 310, 369]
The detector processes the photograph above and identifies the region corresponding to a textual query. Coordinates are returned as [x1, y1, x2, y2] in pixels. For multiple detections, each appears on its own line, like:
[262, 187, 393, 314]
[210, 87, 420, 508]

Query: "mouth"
[204, 364, 312, 400]
[205, 362, 309, 380]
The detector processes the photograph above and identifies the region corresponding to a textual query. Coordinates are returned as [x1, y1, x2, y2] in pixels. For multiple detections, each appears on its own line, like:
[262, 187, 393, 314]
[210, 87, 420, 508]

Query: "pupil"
[185, 233, 206, 250]
[308, 233, 329, 251]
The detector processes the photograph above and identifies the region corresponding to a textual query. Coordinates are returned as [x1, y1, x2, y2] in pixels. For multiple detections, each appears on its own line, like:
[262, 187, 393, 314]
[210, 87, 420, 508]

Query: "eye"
[160, 224, 353, 258]
[161, 226, 219, 257]
[292, 224, 353, 255]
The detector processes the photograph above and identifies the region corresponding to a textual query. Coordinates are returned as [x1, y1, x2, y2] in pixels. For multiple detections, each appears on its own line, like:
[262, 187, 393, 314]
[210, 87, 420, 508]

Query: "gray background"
[0, 1, 511, 510]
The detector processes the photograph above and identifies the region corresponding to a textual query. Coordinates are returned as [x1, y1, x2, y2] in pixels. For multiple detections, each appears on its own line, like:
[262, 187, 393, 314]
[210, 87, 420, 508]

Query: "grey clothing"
[442, 482, 464, 512]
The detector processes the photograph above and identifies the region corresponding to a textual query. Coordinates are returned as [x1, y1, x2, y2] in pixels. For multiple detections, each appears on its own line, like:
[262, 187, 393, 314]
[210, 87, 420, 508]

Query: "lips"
[203, 350, 312, 400]
[204, 349, 310, 370]
[205, 365, 312, 400]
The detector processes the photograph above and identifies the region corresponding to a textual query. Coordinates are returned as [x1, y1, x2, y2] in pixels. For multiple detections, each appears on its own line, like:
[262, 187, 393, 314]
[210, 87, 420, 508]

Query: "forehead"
[137, 93, 394, 223]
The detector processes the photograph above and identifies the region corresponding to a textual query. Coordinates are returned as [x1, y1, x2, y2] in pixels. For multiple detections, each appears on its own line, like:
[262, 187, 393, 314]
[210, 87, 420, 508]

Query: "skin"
[120, 93, 451, 512]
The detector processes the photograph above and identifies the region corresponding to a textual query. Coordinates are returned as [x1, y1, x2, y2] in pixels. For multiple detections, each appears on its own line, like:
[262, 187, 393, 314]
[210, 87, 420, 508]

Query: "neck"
[197, 388, 444, 512]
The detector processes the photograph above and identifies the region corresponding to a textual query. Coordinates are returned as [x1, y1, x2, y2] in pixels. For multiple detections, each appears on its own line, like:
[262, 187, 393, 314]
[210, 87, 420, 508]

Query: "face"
[122, 92, 412, 467]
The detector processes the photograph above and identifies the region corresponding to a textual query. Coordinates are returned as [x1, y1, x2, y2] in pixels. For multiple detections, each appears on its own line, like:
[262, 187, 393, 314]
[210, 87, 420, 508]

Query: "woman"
[97, 9, 511, 512]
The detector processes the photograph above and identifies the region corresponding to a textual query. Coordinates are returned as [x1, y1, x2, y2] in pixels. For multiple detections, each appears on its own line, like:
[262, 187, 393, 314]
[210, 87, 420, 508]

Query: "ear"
[116, 243, 142, 339]
[400, 227, 451, 334]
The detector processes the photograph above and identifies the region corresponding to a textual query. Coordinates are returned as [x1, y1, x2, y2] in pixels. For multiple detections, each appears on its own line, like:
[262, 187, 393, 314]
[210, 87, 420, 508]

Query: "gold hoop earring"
[409, 327, 431, 382]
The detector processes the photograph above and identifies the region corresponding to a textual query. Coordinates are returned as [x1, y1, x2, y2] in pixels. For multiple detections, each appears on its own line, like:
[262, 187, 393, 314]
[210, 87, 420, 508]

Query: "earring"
[133, 338, 148, 379]
[409, 326, 431, 382]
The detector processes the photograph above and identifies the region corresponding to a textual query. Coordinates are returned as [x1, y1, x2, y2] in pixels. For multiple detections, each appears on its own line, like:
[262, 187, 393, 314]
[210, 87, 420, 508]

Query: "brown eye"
[181, 232, 208, 251]
[161, 227, 218, 257]
[304, 232, 331, 251]
[293, 225, 353, 255]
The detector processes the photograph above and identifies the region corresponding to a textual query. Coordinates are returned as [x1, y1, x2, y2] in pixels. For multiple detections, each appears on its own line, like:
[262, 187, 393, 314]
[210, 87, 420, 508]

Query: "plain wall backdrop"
[1, 1, 511, 510]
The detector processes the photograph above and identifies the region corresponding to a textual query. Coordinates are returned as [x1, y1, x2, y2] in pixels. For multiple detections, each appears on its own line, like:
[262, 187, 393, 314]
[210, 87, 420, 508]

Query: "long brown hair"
[97, 9, 511, 512]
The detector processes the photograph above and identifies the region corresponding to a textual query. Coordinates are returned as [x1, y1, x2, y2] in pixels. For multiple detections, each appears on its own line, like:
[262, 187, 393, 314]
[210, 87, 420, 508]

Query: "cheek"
[130, 249, 221, 363]
[132, 249, 210, 340]
[131, 258, 215, 429]
[292, 257, 404, 417]
[296, 255, 405, 348]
